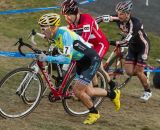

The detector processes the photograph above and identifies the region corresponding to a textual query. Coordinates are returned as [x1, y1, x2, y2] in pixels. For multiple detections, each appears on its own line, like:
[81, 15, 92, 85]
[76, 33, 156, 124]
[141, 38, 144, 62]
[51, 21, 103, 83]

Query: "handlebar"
[14, 29, 58, 57]
[28, 29, 61, 55]
[109, 41, 117, 46]
[15, 38, 43, 56]
[109, 40, 128, 48]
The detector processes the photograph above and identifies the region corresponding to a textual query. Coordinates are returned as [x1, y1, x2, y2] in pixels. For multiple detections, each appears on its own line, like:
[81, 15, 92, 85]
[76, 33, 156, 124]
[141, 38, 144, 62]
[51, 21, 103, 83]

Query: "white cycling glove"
[38, 53, 48, 61]
[102, 15, 110, 22]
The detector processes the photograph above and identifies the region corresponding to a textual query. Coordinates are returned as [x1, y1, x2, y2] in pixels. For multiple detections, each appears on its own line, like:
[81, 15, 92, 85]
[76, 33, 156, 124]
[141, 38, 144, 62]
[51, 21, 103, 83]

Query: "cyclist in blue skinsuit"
[38, 13, 120, 125]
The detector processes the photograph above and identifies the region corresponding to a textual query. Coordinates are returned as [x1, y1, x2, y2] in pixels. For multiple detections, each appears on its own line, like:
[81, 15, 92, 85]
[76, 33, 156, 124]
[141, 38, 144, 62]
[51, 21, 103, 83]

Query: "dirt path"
[0, 78, 160, 130]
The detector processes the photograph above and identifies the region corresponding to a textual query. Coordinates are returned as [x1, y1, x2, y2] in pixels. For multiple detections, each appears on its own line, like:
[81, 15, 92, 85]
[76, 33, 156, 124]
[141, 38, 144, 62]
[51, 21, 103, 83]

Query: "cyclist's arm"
[41, 31, 74, 64]
[40, 45, 72, 64]
[117, 19, 142, 46]
[44, 55, 71, 64]
[96, 14, 119, 23]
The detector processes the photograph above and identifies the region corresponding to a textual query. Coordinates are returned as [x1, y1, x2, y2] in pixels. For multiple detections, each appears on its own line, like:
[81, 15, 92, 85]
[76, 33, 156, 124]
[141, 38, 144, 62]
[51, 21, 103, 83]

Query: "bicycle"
[27, 47, 65, 103]
[147, 59, 160, 89]
[103, 41, 160, 89]
[0, 37, 107, 118]
[102, 41, 131, 89]
[25, 30, 68, 103]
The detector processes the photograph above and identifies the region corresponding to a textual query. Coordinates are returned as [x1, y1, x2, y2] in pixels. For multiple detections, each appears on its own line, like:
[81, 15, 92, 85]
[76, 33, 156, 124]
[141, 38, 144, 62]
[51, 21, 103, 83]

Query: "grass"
[0, 1, 160, 130]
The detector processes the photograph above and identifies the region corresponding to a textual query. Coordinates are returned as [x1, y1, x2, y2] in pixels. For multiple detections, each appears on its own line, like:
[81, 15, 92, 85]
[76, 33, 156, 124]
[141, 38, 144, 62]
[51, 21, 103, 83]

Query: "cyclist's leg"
[124, 48, 136, 76]
[74, 56, 101, 124]
[124, 62, 135, 76]
[92, 63, 110, 86]
[73, 77, 120, 124]
[75, 55, 120, 124]
[134, 53, 152, 101]
[134, 64, 149, 88]
[125, 46, 152, 101]
[93, 41, 116, 90]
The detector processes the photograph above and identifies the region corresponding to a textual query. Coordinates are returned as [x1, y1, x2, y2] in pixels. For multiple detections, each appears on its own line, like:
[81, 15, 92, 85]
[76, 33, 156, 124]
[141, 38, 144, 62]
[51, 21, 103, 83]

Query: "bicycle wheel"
[0, 67, 44, 118]
[105, 55, 131, 89]
[62, 69, 107, 116]
[153, 67, 160, 89]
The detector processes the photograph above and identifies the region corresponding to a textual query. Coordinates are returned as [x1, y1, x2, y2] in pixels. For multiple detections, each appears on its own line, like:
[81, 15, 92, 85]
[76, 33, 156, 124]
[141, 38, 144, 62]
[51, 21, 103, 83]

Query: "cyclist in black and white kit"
[96, 0, 152, 101]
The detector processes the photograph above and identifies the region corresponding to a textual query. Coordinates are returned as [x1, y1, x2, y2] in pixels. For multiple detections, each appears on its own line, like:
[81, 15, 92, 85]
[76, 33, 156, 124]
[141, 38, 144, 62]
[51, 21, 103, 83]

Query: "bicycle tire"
[62, 69, 107, 116]
[0, 67, 44, 118]
[153, 67, 160, 89]
[104, 55, 131, 89]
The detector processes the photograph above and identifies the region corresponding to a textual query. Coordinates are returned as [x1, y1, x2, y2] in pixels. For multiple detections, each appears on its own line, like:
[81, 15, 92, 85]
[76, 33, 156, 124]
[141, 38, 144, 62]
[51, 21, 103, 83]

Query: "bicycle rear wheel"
[105, 55, 131, 89]
[62, 69, 107, 116]
[0, 68, 43, 118]
[153, 67, 160, 89]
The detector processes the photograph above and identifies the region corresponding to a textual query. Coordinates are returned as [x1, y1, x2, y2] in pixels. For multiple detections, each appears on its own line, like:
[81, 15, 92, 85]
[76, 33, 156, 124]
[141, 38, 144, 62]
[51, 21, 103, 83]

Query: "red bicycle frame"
[37, 60, 76, 98]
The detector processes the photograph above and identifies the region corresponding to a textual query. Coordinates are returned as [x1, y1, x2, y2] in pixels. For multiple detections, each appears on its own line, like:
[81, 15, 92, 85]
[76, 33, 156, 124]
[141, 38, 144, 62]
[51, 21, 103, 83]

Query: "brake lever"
[27, 29, 37, 40]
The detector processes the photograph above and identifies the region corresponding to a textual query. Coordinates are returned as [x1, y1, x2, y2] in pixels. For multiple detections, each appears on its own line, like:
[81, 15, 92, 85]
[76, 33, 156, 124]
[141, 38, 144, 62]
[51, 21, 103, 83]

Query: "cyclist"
[61, 0, 117, 91]
[96, 0, 152, 101]
[37, 13, 121, 125]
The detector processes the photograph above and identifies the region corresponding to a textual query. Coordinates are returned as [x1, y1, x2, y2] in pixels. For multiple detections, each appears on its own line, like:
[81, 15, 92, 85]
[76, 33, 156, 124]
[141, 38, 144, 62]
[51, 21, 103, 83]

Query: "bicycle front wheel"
[0, 68, 44, 118]
[62, 69, 107, 116]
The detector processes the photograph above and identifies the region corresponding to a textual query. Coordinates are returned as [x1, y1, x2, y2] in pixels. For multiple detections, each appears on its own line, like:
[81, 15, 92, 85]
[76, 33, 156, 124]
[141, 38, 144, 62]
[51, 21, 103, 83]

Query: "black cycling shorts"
[73, 40, 101, 85]
[125, 45, 149, 66]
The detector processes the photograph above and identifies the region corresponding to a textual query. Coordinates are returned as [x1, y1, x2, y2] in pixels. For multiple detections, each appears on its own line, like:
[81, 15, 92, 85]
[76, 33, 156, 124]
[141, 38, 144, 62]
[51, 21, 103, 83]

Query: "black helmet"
[115, 0, 133, 13]
[61, 0, 79, 15]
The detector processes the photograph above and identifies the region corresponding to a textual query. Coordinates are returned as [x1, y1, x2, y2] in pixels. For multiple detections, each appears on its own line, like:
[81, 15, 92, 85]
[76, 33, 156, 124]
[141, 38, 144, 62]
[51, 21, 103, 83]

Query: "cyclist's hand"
[102, 15, 110, 22]
[115, 40, 129, 47]
[115, 41, 121, 46]
[38, 53, 47, 61]
[109, 41, 121, 46]
[31, 29, 36, 35]
[96, 15, 110, 24]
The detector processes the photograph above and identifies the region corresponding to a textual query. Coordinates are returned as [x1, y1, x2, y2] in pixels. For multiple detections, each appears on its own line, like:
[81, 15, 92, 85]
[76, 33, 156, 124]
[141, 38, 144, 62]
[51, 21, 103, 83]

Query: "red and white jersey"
[68, 13, 109, 58]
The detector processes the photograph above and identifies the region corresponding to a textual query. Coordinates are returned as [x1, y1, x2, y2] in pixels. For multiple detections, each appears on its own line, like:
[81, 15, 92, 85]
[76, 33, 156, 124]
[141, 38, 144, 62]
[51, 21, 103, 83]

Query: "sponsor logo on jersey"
[74, 43, 79, 46]
[74, 41, 86, 51]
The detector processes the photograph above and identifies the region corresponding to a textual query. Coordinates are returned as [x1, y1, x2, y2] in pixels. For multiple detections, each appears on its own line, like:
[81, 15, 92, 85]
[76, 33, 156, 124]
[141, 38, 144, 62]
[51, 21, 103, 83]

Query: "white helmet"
[115, 0, 133, 13]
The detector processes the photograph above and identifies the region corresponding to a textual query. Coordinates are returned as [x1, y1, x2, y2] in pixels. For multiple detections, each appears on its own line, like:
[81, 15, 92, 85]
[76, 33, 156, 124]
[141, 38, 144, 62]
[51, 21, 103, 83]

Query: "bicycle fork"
[16, 72, 35, 97]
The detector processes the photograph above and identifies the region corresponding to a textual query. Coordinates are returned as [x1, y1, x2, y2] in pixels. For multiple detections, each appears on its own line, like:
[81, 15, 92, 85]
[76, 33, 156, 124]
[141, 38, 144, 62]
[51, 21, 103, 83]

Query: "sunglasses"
[40, 26, 50, 31]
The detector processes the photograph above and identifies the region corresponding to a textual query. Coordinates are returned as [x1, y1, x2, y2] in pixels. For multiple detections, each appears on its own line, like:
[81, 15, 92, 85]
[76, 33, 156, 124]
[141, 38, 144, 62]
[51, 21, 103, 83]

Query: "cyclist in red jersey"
[61, 0, 119, 125]
[61, 0, 116, 90]
[61, 0, 109, 59]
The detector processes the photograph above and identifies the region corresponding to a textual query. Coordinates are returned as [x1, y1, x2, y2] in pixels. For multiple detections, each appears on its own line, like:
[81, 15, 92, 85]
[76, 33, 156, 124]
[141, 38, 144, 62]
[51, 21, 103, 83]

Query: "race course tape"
[1, 51, 160, 72]
[0, 51, 36, 59]
[0, 0, 95, 15]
